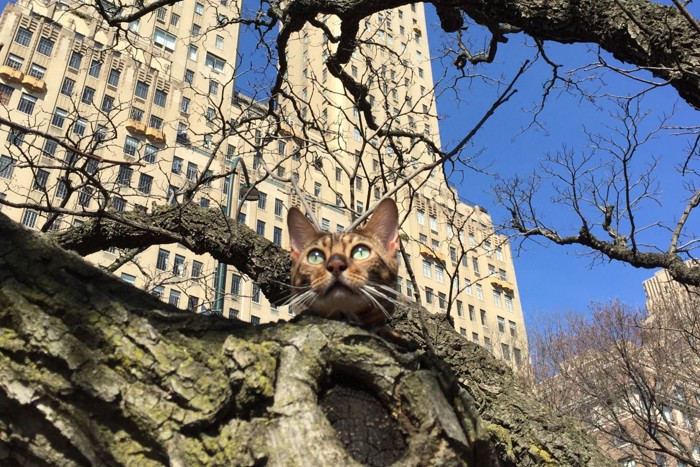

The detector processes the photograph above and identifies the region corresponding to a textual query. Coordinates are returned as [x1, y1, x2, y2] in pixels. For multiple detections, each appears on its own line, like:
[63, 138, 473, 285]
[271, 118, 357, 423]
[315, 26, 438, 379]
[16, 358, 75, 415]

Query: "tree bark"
[0, 213, 613, 466]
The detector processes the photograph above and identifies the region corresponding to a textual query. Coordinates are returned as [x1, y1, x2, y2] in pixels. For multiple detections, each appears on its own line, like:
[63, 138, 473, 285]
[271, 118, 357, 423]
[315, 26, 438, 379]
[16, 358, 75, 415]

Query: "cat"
[287, 198, 400, 329]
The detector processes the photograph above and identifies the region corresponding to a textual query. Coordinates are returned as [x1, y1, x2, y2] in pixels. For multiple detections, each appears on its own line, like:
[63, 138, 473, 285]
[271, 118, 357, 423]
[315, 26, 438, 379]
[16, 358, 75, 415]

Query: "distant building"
[0, 0, 528, 367]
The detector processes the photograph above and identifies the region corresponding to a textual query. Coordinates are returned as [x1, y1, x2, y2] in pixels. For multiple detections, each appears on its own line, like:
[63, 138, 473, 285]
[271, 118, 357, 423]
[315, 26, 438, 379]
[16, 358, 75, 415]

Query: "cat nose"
[326, 255, 347, 277]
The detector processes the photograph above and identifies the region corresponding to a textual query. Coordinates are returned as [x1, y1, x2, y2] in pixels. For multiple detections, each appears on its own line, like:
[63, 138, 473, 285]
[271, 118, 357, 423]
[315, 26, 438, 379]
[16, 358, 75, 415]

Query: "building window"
[257, 192, 267, 210]
[187, 296, 199, 312]
[314, 182, 321, 197]
[111, 197, 126, 212]
[171, 156, 182, 174]
[208, 79, 219, 96]
[172, 254, 186, 276]
[180, 97, 190, 113]
[435, 265, 444, 283]
[116, 165, 133, 186]
[321, 218, 330, 231]
[469, 305, 475, 321]
[73, 118, 87, 136]
[438, 292, 446, 310]
[498, 316, 505, 333]
[61, 76, 78, 94]
[425, 287, 433, 304]
[78, 186, 93, 207]
[154, 89, 167, 107]
[107, 69, 120, 87]
[186, 162, 198, 181]
[509, 320, 517, 337]
[88, 60, 102, 78]
[184, 69, 194, 85]
[123, 136, 139, 156]
[14, 27, 32, 46]
[256, 220, 265, 236]
[17, 93, 37, 114]
[51, 108, 68, 128]
[335, 167, 342, 182]
[55, 179, 68, 199]
[101, 95, 114, 112]
[505, 294, 513, 312]
[137, 173, 153, 194]
[6, 129, 24, 147]
[188, 45, 198, 61]
[28, 63, 46, 79]
[21, 209, 38, 228]
[43, 139, 58, 158]
[476, 284, 484, 301]
[33, 169, 49, 190]
[274, 198, 283, 217]
[144, 144, 158, 163]
[215, 35, 224, 49]
[153, 28, 176, 51]
[250, 315, 261, 325]
[0, 84, 13, 106]
[513, 348, 522, 366]
[194, 2, 204, 14]
[5, 54, 23, 71]
[149, 115, 163, 130]
[456, 300, 464, 317]
[496, 246, 504, 261]
[472, 257, 480, 274]
[156, 248, 170, 270]
[422, 259, 432, 278]
[167, 290, 180, 306]
[81, 86, 95, 105]
[37, 37, 54, 56]
[493, 289, 502, 307]
[68, 51, 83, 70]
[230, 274, 241, 295]
[205, 52, 226, 72]
[273, 227, 283, 246]
[501, 343, 511, 361]
[252, 284, 261, 303]
[188, 260, 202, 278]
[130, 107, 144, 121]
[135, 81, 149, 99]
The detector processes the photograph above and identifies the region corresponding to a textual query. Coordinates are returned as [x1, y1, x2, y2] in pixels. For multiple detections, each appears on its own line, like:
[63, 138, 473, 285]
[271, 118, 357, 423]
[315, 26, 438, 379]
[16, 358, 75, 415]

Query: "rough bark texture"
[0, 212, 614, 465]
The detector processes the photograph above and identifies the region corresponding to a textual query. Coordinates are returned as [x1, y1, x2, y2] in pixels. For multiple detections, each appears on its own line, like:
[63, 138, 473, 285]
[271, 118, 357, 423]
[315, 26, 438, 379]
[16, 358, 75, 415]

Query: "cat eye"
[307, 249, 326, 264]
[351, 245, 371, 260]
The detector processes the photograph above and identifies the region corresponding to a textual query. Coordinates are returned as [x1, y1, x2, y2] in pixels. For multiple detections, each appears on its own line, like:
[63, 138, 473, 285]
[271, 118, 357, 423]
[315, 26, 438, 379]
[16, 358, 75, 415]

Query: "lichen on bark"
[0, 213, 613, 465]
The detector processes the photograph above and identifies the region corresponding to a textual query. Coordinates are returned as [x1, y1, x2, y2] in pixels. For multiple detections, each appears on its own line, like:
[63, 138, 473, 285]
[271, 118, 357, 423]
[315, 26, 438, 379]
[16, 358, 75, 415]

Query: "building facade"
[0, 0, 528, 367]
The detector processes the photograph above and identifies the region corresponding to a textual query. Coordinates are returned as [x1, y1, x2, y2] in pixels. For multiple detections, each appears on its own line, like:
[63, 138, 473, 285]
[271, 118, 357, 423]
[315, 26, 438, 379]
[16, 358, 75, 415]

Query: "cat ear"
[362, 198, 400, 256]
[287, 207, 319, 261]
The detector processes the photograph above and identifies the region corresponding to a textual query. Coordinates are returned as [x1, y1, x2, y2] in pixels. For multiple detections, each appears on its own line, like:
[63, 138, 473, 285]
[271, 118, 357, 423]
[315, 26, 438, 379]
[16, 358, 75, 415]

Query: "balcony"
[21, 75, 46, 93]
[0, 65, 24, 83]
[125, 119, 146, 135]
[490, 278, 514, 293]
[146, 127, 166, 143]
[419, 245, 446, 263]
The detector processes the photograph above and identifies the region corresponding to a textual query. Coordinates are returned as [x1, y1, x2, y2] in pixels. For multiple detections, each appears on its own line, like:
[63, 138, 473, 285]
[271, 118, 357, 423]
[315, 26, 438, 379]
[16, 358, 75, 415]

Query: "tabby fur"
[287, 198, 400, 328]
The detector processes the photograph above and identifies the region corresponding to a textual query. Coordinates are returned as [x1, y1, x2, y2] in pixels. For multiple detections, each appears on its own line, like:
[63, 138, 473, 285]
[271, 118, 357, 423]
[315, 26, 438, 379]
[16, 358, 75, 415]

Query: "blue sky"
[423, 7, 699, 329]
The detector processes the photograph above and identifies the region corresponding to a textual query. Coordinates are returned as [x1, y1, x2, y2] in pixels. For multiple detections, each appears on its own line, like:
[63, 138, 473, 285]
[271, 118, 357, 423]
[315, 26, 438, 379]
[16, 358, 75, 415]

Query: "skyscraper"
[0, 0, 528, 367]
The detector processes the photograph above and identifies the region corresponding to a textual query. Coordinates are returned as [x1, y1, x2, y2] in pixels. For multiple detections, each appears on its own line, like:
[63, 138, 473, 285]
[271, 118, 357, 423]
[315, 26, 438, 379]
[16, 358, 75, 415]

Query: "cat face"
[287, 198, 400, 327]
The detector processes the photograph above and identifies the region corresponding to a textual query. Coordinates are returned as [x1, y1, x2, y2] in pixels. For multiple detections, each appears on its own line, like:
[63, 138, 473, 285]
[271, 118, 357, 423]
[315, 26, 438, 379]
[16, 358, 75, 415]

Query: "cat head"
[286, 198, 400, 323]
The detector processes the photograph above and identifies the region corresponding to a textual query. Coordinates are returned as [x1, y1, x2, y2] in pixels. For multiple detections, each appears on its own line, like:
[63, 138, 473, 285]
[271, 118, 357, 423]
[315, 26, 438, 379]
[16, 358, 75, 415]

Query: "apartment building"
[0, 0, 528, 367]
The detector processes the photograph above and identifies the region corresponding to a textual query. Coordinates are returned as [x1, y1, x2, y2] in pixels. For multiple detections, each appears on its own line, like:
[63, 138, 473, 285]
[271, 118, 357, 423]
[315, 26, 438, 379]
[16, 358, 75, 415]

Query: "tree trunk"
[0, 213, 613, 466]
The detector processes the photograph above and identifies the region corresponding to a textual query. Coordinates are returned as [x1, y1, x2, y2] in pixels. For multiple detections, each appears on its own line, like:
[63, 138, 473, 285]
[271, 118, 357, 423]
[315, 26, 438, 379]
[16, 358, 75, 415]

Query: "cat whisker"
[358, 286, 391, 319]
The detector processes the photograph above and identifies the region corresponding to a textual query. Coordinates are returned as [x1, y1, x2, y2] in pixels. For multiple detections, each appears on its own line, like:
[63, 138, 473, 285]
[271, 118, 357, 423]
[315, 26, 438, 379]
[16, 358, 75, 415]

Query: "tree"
[0, 212, 613, 465]
[528, 295, 700, 465]
[1, 0, 700, 463]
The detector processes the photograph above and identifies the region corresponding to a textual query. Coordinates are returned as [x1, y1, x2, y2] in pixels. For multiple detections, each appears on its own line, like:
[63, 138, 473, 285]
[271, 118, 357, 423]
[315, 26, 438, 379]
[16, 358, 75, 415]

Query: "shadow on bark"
[0, 212, 613, 466]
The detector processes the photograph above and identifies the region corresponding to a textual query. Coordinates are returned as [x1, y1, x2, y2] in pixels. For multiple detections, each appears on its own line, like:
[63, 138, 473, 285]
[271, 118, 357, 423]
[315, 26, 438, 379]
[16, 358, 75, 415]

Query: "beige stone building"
[0, 0, 528, 367]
